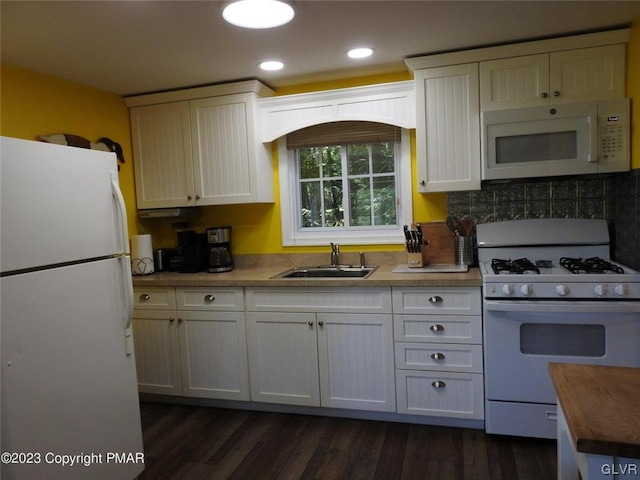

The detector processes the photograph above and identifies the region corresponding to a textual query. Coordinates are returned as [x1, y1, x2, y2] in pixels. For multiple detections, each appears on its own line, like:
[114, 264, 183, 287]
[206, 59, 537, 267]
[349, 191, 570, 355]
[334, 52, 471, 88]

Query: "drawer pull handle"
[140, 294, 150, 301]
[204, 295, 216, 302]
[428, 295, 443, 304]
[429, 324, 444, 332]
[431, 380, 446, 388]
[431, 352, 445, 360]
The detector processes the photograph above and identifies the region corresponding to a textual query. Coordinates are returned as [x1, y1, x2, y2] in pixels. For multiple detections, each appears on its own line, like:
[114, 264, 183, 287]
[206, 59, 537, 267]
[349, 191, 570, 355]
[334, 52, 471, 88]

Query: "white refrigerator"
[1, 136, 145, 479]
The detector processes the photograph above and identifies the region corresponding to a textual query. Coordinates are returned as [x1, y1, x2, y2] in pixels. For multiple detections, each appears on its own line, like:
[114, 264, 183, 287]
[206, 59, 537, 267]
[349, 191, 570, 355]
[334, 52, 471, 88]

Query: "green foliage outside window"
[298, 142, 397, 229]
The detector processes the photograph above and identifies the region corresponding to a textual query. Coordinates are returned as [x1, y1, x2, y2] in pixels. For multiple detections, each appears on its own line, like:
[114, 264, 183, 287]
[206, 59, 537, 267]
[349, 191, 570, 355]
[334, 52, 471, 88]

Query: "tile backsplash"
[447, 169, 640, 270]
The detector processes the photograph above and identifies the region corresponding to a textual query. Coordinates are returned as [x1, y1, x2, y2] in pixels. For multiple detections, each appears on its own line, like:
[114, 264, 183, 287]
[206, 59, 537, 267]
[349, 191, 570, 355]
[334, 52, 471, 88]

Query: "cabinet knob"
[140, 293, 150, 301]
[308, 321, 314, 327]
[195, 194, 201, 200]
[431, 380, 446, 388]
[553, 90, 560, 97]
[541, 92, 548, 98]
[431, 352, 446, 360]
[187, 195, 193, 201]
[169, 317, 175, 323]
[177, 318, 184, 324]
[428, 295, 443, 304]
[429, 324, 445, 332]
[419, 180, 426, 186]
[318, 321, 324, 327]
[204, 295, 215, 302]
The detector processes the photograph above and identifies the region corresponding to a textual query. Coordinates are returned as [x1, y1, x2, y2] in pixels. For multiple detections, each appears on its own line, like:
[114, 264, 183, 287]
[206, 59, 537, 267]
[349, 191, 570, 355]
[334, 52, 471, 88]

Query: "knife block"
[406, 222, 428, 268]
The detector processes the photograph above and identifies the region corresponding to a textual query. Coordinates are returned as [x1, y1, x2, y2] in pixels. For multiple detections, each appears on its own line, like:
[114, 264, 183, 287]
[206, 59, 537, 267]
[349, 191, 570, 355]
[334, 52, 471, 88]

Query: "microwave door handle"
[587, 113, 597, 163]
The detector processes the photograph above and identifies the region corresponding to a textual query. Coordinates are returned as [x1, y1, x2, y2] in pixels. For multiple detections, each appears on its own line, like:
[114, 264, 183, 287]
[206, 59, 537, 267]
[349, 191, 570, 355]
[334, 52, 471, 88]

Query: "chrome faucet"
[330, 242, 340, 266]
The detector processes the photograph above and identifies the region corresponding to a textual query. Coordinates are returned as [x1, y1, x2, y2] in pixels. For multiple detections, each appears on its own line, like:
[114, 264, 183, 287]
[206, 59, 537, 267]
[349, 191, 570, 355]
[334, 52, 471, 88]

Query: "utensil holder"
[454, 236, 474, 266]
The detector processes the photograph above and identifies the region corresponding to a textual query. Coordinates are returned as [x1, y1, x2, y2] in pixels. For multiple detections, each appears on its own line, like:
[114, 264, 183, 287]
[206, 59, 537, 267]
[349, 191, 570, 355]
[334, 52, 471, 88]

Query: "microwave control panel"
[598, 97, 630, 170]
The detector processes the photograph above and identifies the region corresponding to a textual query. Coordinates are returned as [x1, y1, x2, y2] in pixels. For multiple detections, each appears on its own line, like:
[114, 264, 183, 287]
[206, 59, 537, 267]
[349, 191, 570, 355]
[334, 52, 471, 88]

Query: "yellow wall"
[0, 63, 139, 235]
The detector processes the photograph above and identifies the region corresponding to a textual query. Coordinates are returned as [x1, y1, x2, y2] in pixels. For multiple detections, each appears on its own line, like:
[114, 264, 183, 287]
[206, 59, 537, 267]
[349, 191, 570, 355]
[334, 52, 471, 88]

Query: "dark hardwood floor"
[139, 402, 557, 480]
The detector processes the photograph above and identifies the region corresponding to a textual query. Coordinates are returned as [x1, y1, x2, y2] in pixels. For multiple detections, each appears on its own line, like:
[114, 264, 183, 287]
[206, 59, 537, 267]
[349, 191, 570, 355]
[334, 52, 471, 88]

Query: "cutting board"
[414, 221, 455, 264]
[392, 264, 469, 273]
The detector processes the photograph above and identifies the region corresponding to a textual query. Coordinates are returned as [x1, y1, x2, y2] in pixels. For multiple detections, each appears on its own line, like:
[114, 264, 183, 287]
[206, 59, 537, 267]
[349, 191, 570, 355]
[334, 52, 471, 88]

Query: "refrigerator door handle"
[120, 255, 135, 356]
[111, 171, 130, 255]
[112, 171, 135, 355]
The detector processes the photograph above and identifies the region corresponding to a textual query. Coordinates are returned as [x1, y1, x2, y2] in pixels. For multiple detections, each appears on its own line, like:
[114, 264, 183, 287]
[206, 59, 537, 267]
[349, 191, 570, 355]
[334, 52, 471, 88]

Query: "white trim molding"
[259, 82, 415, 142]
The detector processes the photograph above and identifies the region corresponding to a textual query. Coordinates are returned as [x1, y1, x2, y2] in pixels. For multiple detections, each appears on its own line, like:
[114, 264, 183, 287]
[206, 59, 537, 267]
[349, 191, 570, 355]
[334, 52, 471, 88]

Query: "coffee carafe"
[206, 226, 233, 273]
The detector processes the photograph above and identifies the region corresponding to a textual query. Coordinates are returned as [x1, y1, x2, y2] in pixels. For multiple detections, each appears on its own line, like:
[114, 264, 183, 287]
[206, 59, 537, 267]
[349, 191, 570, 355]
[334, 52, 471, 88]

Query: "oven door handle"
[484, 300, 640, 314]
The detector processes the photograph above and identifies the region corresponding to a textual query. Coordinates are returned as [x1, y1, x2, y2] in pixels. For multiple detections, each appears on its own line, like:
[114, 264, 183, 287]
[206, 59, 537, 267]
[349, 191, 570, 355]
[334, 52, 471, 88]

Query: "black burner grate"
[559, 257, 624, 274]
[491, 258, 540, 275]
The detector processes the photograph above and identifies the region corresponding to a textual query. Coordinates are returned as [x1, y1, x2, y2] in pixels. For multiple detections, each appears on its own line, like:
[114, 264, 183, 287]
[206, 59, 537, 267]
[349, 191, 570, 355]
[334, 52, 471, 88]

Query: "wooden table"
[549, 363, 640, 480]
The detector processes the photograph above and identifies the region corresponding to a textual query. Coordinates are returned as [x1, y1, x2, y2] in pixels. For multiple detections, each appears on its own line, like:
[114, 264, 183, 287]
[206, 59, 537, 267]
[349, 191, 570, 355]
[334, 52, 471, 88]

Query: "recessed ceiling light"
[347, 47, 374, 59]
[222, 0, 295, 29]
[260, 60, 285, 71]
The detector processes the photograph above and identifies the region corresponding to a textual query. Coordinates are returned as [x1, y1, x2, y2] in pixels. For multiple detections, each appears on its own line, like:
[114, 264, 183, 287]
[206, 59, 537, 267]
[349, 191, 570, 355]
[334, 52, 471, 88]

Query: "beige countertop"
[132, 263, 482, 288]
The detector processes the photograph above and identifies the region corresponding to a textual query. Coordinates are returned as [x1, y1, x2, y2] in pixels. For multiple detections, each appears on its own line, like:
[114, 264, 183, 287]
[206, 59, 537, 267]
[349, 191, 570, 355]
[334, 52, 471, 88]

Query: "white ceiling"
[2, 1, 640, 97]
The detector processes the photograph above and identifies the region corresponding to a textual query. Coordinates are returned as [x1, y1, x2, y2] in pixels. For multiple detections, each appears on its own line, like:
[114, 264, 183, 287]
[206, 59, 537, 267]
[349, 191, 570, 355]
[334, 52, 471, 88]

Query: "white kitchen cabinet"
[176, 310, 249, 400]
[126, 81, 274, 209]
[190, 93, 273, 205]
[245, 311, 320, 406]
[245, 288, 396, 412]
[132, 287, 249, 401]
[132, 309, 183, 396]
[413, 63, 481, 193]
[130, 102, 195, 209]
[480, 44, 625, 110]
[392, 287, 484, 420]
[317, 313, 395, 412]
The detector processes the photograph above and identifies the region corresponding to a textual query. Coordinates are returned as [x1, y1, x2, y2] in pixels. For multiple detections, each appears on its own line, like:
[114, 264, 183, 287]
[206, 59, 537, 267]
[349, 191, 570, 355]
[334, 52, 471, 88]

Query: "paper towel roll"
[131, 234, 154, 275]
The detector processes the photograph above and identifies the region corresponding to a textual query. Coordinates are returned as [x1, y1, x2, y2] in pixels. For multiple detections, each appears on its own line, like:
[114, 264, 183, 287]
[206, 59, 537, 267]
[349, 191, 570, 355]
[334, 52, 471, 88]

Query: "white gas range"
[476, 218, 640, 439]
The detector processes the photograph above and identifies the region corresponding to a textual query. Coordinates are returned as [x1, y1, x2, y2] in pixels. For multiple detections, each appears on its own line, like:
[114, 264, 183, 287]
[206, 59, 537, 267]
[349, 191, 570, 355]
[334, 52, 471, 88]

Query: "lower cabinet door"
[396, 370, 484, 419]
[246, 312, 320, 406]
[132, 310, 182, 396]
[318, 313, 396, 412]
[178, 310, 250, 401]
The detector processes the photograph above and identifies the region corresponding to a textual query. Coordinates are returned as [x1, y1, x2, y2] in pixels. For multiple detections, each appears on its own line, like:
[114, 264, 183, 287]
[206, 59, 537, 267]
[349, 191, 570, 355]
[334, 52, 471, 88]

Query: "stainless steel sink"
[271, 265, 378, 279]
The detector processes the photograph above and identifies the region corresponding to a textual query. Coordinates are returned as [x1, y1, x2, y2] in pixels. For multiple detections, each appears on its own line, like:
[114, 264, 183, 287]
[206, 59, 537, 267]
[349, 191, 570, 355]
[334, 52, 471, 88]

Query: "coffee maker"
[206, 226, 233, 273]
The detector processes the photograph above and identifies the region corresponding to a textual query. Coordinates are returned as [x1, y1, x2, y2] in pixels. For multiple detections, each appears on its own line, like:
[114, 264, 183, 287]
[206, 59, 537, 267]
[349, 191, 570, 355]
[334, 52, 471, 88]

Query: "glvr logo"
[601, 463, 638, 475]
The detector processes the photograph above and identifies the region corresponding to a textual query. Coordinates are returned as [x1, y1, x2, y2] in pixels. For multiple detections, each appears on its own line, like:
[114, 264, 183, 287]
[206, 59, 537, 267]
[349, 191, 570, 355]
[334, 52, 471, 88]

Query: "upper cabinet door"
[415, 63, 481, 192]
[130, 103, 195, 209]
[480, 44, 625, 110]
[549, 44, 626, 104]
[190, 94, 274, 205]
[480, 54, 550, 111]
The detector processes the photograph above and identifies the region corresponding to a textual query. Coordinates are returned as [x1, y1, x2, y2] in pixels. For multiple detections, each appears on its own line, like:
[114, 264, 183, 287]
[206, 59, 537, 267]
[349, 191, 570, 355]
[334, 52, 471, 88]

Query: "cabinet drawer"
[133, 287, 176, 310]
[393, 315, 482, 344]
[392, 287, 481, 315]
[395, 343, 483, 373]
[176, 287, 244, 311]
[245, 287, 392, 313]
[396, 370, 484, 419]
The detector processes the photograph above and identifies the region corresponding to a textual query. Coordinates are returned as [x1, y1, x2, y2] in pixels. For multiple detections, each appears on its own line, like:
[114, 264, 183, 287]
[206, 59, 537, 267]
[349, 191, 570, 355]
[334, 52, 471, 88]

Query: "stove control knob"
[594, 284, 608, 297]
[520, 284, 532, 296]
[502, 284, 514, 296]
[555, 284, 570, 297]
[614, 284, 628, 297]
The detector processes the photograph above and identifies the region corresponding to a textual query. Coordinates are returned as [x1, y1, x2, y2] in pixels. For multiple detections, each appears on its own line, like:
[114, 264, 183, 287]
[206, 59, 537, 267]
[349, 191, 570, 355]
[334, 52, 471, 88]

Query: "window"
[278, 122, 412, 246]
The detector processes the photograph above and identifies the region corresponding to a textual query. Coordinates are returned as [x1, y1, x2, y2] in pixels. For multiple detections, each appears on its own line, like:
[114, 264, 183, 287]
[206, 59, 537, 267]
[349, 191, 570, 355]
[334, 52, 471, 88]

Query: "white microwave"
[481, 98, 630, 181]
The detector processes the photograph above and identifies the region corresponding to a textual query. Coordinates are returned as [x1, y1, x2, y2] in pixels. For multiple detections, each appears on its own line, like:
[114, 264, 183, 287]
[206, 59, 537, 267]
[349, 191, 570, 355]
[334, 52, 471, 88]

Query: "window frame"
[278, 128, 412, 246]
